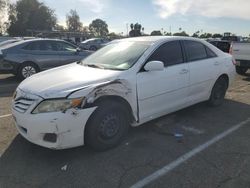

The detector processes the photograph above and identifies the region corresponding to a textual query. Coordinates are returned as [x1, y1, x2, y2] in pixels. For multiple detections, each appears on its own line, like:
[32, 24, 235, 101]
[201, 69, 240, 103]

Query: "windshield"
[80, 41, 150, 70]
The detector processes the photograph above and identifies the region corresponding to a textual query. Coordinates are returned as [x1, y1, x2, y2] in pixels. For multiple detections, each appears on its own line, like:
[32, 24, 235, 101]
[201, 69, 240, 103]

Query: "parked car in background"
[0, 39, 91, 79]
[12, 36, 236, 151]
[79, 38, 110, 51]
[221, 36, 242, 42]
[63, 39, 77, 45]
[232, 42, 250, 75]
[209, 40, 231, 53]
[0, 37, 14, 43]
[0, 39, 22, 48]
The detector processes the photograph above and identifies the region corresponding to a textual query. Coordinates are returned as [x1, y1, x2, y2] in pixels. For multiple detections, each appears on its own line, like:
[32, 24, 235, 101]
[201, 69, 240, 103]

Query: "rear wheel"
[85, 101, 129, 151]
[18, 63, 39, 80]
[236, 66, 248, 75]
[208, 77, 228, 106]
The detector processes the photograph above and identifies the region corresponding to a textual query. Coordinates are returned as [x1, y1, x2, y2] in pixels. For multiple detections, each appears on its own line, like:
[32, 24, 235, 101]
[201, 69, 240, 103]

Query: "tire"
[208, 77, 228, 106]
[89, 46, 97, 51]
[18, 62, 39, 80]
[85, 101, 129, 151]
[236, 66, 248, 75]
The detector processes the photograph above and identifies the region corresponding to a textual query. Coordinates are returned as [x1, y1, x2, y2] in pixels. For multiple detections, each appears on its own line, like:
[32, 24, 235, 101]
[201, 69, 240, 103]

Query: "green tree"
[89, 19, 109, 37]
[173, 31, 189, 36]
[150, 30, 162, 36]
[7, 0, 57, 36]
[66, 9, 82, 32]
[192, 31, 200, 38]
[212, 33, 223, 38]
[0, 0, 9, 35]
[54, 24, 65, 31]
[108, 32, 122, 40]
[129, 22, 143, 37]
[200, 33, 213, 38]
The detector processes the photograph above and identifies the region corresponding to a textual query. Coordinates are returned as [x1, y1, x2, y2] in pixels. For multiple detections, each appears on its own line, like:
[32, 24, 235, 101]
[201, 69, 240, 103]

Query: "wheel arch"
[18, 61, 41, 72]
[92, 95, 135, 123]
[84, 95, 135, 135]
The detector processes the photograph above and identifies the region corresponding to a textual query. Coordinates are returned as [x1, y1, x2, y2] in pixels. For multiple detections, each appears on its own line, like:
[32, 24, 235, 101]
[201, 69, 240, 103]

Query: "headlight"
[32, 97, 86, 114]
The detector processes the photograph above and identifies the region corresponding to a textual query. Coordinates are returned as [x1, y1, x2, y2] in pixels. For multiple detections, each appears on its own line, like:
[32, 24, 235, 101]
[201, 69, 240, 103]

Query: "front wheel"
[85, 101, 129, 151]
[208, 77, 228, 106]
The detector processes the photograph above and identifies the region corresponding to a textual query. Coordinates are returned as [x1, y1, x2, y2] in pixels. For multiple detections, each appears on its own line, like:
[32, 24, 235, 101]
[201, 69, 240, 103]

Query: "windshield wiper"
[84, 64, 105, 69]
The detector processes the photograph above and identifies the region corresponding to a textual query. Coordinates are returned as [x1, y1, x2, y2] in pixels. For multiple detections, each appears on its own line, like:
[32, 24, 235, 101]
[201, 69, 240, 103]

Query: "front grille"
[14, 97, 35, 113]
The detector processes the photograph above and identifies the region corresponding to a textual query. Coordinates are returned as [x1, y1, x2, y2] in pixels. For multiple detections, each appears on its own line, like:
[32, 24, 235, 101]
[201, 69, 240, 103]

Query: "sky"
[15, 0, 250, 36]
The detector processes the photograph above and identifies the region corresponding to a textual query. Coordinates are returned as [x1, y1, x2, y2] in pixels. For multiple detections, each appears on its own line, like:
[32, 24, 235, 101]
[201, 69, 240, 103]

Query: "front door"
[136, 40, 190, 122]
[55, 41, 81, 66]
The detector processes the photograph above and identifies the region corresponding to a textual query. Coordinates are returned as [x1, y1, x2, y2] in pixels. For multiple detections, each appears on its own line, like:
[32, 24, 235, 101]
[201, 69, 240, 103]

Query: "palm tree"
[130, 23, 134, 30]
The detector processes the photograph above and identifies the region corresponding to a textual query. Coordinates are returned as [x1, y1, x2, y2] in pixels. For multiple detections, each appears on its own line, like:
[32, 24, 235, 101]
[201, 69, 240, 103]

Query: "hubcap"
[99, 114, 120, 139]
[22, 66, 36, 78]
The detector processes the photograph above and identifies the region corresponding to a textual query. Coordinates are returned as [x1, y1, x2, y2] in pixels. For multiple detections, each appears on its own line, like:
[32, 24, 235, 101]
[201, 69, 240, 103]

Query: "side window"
[23, 42, 40, 51]
[205, 46, 217, 58]
[23, 41, 54, 51]
[147, 41, 184, 67]
[95, 39, 101, 44]
[39, 41, 53, 51]
[184, 41, 207, 61]
[57, 42, 77, 52]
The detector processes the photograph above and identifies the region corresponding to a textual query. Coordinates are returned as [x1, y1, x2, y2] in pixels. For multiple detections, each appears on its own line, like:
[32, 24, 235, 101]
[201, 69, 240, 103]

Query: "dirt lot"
[0, 72, 250, 188]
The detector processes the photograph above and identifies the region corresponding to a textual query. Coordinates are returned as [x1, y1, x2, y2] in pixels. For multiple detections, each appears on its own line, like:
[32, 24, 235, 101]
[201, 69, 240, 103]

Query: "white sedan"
[12, 36, 236, 150]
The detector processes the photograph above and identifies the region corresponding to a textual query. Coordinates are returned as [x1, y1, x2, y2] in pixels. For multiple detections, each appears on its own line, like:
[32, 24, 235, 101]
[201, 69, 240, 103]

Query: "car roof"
[114, 36, 225, 56]
[209, 40, 231, 43]
[114, 36, 209, 45]
[0, 38, 70, 49]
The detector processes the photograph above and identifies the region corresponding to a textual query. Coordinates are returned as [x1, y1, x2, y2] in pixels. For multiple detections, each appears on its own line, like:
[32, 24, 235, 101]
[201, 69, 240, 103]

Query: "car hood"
[18, 63, 122, 98]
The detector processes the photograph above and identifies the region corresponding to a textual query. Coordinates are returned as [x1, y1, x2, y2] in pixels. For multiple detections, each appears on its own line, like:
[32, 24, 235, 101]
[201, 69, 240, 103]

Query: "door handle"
[214, 62, 220, 66]
[179, 69, 189, 74]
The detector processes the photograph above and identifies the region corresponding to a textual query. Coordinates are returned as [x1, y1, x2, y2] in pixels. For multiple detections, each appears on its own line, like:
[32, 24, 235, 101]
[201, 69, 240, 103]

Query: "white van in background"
[232, 42, 250, 75]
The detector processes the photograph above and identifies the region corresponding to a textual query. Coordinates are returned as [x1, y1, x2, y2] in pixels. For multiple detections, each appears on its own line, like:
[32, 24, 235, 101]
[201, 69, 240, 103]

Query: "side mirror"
[144, 61, 164, 72]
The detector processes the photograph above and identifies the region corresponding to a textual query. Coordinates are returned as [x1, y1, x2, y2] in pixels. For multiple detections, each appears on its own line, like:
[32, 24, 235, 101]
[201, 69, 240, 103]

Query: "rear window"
[205, 47, 217, 58]
[184, 41, 207, 61]
[23, 41, 52, 51]
[217, 42, 230, 53]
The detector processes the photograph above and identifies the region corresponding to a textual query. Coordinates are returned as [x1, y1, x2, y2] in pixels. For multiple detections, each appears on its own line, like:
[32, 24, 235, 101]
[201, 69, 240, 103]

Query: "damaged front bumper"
[12, 98, 96, 149]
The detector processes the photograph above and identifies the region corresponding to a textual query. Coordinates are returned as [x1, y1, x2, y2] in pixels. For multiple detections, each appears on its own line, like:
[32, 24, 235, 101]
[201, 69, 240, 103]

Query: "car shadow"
[242, 72, 250, 82]
[0, 99, 250, 188]
[0, 74, 19, 97]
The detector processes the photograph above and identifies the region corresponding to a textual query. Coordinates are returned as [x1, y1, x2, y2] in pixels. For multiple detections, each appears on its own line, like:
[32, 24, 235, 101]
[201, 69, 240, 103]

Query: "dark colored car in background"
[221, 36, 242, 42]
[209, 40, 231, 53]
[0, 39, 91, 79]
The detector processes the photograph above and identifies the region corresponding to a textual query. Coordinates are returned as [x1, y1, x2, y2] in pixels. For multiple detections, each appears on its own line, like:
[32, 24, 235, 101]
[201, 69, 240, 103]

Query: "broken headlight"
[32, 97, 86, 114]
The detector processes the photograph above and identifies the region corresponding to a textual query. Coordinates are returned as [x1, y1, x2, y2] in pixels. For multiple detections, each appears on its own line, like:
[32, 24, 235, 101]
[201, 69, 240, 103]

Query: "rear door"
[137, 40, 190, 121]
[22, 41, 61, 70]
[183, 40, 220, 103]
